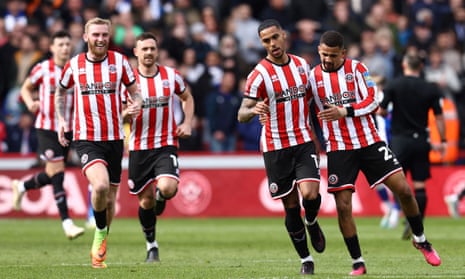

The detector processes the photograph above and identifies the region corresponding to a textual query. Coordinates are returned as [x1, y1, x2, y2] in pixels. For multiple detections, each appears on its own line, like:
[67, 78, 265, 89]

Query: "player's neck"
[54, 57, 67, 68]
[138, 64, 158, 77]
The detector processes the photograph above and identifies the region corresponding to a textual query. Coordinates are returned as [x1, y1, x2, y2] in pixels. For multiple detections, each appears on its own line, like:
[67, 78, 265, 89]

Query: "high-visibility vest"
[429, 97, 459, 164]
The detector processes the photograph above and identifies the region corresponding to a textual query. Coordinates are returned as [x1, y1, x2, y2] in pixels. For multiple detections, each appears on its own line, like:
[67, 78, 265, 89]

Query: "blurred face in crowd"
[134, 38, 158, 68]
[84, 22, 110, 60]
[318, 43, 345, 72]
[259, 24, 287, 64]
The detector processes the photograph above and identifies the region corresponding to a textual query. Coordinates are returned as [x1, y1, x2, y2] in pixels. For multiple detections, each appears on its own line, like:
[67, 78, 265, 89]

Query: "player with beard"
[238, 19, 325, 275]
[309, 30, 441, 275]
[55, 17, 142, 268]
[124, 32, 194, 263]
[11, 30, 85, 240]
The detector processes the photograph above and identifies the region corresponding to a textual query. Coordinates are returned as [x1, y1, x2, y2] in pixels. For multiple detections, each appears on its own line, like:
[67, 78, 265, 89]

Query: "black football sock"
[24, 172, 51, 190]
[93, 209, 107, 230]
[344, 235, 362, 260]
[406, 214, 424, 237]
[51, 172, 69, 221]
[285, 206, 310, 259]
[139, 206, 156, 243]
[414, 188, 427, 219]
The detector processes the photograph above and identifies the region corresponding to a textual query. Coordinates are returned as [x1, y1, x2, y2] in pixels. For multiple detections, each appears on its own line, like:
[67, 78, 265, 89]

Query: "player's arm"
[237, 97, 268, 123]
[177, 86, 195, 138]
[125, 82, 142, 117]
[55, 85, 69, 146]
[20, 78, 40, 113]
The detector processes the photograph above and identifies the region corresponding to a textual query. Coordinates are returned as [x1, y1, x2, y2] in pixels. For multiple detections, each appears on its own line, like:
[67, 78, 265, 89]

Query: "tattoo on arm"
[55, 87, 66, 119]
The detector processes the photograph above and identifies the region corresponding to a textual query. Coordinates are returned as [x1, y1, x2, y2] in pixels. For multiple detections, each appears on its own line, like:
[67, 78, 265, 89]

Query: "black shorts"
[390, 134, 431, 181]
[263, 142, 320, 199]
[128, 146, 180, 195]
[74, 140, 124, 185]
[37, 129, 73, 162]
[327, 141, 403, 193]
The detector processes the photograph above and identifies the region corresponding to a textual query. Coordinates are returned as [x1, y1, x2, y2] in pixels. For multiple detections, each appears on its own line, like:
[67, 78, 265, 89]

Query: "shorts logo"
[127, 179, 135, 190]
[81, 154, 89, 165]
[269, 182, 278, 194]
[44, 149, 55, 160]
[328, 174, 338, 185]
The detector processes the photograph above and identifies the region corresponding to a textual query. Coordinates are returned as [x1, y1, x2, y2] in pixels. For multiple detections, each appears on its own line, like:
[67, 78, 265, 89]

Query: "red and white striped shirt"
[244, 54, 313, 152]
[60, 51, 136, 141]
[29, 58, 73, 132]
[127, 65, 186, 151]
[309, 58, 381, 152]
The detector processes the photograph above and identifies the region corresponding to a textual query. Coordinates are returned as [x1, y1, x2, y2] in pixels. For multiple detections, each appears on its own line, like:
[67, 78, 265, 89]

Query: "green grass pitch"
[0, 217, 463, 279]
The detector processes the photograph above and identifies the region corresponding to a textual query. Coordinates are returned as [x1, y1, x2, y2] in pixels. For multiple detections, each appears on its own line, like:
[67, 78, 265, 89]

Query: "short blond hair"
[84, 17, 111, 34]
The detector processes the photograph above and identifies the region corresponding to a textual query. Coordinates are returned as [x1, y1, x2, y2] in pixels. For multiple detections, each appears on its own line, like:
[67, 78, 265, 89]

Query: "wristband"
[346, 106, 354, 117]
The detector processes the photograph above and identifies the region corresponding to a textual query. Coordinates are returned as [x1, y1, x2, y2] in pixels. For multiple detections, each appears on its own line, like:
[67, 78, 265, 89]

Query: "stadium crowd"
[2, 0, 465, 157]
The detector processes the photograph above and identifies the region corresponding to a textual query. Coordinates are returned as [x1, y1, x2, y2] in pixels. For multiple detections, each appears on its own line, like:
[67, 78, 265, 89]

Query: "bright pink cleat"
[413, 240, 441, 266]
[350, 262, 366, 276]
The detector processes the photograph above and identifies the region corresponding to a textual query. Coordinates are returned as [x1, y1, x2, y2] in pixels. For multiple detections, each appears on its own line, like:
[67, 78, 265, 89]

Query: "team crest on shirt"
[298, 66, 305, 75]
[269, 182, 279, 194]
[162, 80, 170, 88]
[328, 174, 339, 185]
[345, 73, 354, 83]
[109, 64, 117, 74]
[81, 154, 89, 165]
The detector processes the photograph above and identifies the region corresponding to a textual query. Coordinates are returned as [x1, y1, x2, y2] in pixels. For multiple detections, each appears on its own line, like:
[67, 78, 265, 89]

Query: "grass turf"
[0, 217, 463, 279]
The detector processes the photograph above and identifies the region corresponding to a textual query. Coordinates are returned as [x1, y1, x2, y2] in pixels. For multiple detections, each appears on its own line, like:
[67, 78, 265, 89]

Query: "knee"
[299, 182, 320, 200]
[158, 181, 178, 199]
[139, 196, 155, 209]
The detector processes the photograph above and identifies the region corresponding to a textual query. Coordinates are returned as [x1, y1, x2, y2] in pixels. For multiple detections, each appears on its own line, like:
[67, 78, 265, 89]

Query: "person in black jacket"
[378, 52, 447, 239]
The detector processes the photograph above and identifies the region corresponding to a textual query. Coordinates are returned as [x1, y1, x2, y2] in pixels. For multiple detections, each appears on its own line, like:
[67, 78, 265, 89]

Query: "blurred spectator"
[0, 18, 17, 107]
[0, 118, 7, 152]
[3, 0, 27, 33]
[113, 12, 144, 57]
[452, 7, 465, 52]
[205, 70, 240, 152]
[408, 21, 435, 55]
[290, 19, 320, 65]
[6, 110, 37, 154]
[236, 77, 261, 152]
[289, 0, 328, 22]
[395, 14, 412, 51]
[218, 33, 249, 78]
[259, 0, 292, 30]
[189, 21, 212, 63]
[424, 45, 462, 101]
[375, 26, 397, 80]
[200, 5, 220, 50]
[435, 29, 463, 74]
[69, 20, 85, 56]
[163, 0, 201, 27]
[14, 32, 42, 86]
[61, 0, 84, 26]
[360, 29, 392, 80]
[322, 0, 362, 47]
[161, 11, 189, 64]
[230, 3, 262, 66]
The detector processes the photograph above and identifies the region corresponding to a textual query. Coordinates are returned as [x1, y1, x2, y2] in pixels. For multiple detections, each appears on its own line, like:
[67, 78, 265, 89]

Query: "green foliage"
[0, 217, 463, 279]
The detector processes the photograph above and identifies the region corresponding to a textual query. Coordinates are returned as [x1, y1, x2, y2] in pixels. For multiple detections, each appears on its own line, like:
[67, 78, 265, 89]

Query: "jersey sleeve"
[350, 62, 379, 117]
[59, 61, 74, 89]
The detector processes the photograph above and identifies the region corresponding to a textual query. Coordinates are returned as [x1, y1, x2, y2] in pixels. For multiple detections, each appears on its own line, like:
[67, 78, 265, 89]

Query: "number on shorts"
[378, 146, 393, 161]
